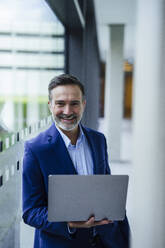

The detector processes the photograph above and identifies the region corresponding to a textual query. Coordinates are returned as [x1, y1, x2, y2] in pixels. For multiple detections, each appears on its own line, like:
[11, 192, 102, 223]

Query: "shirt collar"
[55, 123, 84, 148]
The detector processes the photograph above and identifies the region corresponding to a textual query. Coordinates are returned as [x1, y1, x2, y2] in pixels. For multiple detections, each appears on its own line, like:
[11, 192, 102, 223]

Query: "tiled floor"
[20, 118, 133, 248]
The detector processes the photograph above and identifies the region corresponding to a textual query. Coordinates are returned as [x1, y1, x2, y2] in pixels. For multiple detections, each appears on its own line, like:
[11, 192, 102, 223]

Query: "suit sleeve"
[98, 136, 130, 248]
[22, 141, 74, 240]
[104, 136, 111, 175]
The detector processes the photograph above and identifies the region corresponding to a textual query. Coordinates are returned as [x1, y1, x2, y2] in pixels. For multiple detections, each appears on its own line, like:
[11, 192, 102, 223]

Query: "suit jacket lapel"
[47, 124, 77, 175]
[82, 126, 100, 175]
[46, 123, 103, 175]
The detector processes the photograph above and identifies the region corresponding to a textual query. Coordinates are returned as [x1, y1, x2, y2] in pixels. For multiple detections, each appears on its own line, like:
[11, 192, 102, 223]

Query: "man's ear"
[48, 101, 52, 113]
[83, 99, 86, 109]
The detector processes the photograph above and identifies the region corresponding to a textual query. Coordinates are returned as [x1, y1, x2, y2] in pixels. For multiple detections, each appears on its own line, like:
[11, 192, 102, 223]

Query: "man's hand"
[68, 216, 113, 229]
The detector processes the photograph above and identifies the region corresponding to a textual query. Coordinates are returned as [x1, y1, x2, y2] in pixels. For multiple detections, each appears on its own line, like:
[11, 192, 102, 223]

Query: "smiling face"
[48, 84, 86, 132]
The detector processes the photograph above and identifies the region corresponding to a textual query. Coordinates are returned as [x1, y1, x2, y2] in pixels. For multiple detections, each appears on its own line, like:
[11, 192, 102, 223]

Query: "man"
[22, 74, 129, 248]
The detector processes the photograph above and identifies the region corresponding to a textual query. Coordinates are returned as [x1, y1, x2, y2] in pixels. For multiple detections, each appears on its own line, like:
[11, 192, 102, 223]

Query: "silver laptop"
[48, 175, 129, 222]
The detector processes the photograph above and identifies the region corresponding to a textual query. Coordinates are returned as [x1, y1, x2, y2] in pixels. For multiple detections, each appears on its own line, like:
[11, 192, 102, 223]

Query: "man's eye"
[56, 103, 65, 106]
[71, 102, 79, 106]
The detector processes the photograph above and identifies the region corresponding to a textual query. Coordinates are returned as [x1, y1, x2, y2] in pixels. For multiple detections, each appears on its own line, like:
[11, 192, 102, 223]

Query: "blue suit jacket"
[22, 123, 129, 248]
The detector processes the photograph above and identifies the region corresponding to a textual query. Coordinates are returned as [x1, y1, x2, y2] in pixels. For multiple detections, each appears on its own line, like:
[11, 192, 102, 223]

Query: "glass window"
[0, 0, 65, 133]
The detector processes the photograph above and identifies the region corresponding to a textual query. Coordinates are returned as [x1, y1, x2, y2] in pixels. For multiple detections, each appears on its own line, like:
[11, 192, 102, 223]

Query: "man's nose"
[63, 105, 72, 115]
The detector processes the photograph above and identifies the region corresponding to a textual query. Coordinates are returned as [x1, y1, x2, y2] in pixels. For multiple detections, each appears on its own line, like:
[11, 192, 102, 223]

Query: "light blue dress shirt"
[56, 124, 95, 235]
[56, 124, 94, 175]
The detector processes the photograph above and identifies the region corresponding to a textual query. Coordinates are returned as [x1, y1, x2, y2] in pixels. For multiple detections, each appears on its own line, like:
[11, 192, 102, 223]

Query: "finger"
[68, 218, 95, 228]
[68, 221, 86, 228]
[68, 222, 75, 228]
[93, 219, 113, 226]
[69, 218, 113, 228]
[108, 220, 113, 223]
[86, 216, 95, 227]
[94, 220, 108, 226]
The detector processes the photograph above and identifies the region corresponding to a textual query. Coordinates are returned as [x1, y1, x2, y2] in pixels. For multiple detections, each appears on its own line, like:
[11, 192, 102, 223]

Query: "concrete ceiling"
[94, 0, 137, 63]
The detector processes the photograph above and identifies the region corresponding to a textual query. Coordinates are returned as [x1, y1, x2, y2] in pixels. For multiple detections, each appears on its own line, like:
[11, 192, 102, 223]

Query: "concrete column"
[104, 25, 124, 161]
[132, 0, 165, 247]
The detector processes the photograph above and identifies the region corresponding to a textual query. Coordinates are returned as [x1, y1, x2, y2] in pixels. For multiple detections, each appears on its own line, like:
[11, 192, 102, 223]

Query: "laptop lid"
[48, 175, 129, 222]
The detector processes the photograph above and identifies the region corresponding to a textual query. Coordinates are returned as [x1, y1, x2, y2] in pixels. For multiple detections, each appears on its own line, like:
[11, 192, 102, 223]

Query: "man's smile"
[58, 114, 77, 123]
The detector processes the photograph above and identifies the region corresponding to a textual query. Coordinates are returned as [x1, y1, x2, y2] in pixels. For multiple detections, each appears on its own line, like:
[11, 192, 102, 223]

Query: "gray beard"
[52, 113, 82, 131]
